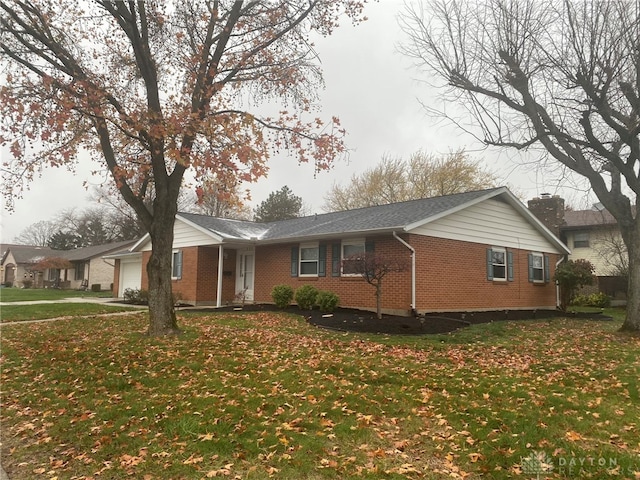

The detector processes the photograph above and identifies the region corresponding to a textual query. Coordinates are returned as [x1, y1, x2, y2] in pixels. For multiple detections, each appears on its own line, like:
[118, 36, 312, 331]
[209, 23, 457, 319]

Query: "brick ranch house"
[109, 187, 571, 316]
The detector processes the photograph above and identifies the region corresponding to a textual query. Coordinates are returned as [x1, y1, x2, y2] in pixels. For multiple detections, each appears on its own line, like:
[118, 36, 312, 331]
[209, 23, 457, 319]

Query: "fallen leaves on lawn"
[1, 312, 638, 479]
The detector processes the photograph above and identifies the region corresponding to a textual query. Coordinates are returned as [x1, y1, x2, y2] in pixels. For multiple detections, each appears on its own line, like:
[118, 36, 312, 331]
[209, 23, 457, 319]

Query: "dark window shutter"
[365, 241, 374, 253]
[507, 251, 514, 281]
[291, 246, 298, 277]
[318, 244, 326, 277]
[544, 255, 550, 282]
[486, 248, 493, 280]
[528, 253, 534, 282]
[332, 243, 341, 277]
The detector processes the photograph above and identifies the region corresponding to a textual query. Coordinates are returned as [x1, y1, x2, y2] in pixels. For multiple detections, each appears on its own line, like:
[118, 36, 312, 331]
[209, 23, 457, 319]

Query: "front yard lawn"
[0, 288, 113, 302]
[1, 310, 638, 479]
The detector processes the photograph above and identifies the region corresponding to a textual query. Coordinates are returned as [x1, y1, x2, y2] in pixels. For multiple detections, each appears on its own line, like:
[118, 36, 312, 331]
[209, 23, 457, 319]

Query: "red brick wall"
[253, 234, 560, 314]
[140, 247, 236, 305]
[410, 234, 560, 312]
[254, 235, 412, 314]
[135, 234, 560, 312]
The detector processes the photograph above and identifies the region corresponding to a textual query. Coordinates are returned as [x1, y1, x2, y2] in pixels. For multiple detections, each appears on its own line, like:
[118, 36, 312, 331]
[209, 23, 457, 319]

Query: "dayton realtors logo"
[519, 450, 638, 478]
[520, 451, 554, 479]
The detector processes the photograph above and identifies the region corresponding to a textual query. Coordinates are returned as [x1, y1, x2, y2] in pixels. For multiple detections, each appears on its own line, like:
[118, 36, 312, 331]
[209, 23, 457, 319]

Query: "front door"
[236, 249, 255, 302]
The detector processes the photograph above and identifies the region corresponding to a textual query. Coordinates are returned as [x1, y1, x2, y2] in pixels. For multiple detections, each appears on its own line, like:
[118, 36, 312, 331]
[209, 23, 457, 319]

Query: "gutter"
[393, 231, 416, 313]
[555, 256, 565, 308]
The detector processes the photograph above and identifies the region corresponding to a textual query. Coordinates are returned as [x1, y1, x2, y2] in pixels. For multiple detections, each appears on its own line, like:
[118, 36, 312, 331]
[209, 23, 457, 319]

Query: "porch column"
[216, 245, 224, 308]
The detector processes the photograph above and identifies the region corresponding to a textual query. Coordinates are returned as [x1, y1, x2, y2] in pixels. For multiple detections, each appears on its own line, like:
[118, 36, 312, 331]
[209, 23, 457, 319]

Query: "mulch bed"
[193, 304, 613, 336]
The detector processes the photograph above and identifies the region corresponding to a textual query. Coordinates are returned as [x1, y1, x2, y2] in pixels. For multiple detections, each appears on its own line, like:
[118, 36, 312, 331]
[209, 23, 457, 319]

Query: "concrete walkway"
[0, 297, 139, 307]
[0, 298, 148, 327]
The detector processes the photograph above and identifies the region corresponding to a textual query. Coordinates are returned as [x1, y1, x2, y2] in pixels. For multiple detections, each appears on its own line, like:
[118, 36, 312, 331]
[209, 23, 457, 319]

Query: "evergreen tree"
[254, 186, 303, 222]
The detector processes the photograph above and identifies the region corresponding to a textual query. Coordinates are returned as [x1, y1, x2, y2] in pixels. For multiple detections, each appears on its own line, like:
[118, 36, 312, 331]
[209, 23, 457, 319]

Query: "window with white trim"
[341, 239, 365, 275]
[172, 250, 183, 279]
[299, 243, 319, 276]
[530, 252, 544, 282]
[491, 247, 507, 281]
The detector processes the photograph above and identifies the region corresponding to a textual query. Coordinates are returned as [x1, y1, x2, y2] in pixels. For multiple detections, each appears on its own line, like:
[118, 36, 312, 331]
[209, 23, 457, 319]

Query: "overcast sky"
[0, 1, 592, 243]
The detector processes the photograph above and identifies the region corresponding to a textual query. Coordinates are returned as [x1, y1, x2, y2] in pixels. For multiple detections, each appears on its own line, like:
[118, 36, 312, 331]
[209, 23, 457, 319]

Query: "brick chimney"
[527, 193, 565, 238]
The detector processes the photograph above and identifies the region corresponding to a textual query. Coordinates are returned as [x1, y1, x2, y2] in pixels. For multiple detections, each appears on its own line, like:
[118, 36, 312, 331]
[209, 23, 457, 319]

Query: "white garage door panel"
[119, 260, 142, 297]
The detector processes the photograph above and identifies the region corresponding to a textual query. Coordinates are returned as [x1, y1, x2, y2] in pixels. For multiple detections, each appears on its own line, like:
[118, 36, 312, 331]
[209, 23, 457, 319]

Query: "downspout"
[216, 245, 224, 308]
[393, 231, 416, 313]
[555, 256, 565, 309]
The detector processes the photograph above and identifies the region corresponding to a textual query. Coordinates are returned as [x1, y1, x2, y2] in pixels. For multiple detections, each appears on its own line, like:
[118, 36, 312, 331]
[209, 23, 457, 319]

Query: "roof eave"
[102, 251, 143, 260]
[258, 227, 404, 245]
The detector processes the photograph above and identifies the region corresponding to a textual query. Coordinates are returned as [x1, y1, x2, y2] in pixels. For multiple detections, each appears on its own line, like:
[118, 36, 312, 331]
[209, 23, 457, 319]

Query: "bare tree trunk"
[146, 206, 180, 336]
[620, 221, 640, 332]
[375, 282, 382, 320]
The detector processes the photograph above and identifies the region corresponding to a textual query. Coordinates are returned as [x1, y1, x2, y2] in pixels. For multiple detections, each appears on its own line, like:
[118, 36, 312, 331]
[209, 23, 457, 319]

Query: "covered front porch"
[168, 242, 256, 308]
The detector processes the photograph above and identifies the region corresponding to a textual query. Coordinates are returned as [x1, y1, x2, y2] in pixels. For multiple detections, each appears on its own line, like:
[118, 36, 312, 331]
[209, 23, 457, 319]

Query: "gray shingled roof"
[178, 214, 269, 240]
[60, 240, 138, 261]
[1, 245, 56, 264]
[562, 209, 617, 229]
[179, 187, 504, 242]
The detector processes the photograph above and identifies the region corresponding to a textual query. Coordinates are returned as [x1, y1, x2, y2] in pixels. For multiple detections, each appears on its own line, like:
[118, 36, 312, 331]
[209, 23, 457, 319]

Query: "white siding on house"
[409, 198, 563, 253]
[140, 219, 220, 251]
[565, 227, 625, 276]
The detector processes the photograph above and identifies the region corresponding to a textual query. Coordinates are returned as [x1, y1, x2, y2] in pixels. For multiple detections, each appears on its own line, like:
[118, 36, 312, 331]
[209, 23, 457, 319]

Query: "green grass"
[1, 309, 638, 479]
[1, 303, 140, 322]
[0, 288, 113, 302]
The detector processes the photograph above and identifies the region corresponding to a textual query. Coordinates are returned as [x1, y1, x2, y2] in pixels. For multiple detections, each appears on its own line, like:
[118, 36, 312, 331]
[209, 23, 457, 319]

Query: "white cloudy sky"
[0, 1, 592, 243]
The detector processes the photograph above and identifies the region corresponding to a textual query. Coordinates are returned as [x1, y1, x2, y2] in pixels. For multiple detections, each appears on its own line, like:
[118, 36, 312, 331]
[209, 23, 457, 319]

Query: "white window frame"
[341, 238, 366, 276]
[299, 243, 319, 277]
[172, 250, 183, 280]
[531, 252, 544, 283]
[491, 247, 507, 281]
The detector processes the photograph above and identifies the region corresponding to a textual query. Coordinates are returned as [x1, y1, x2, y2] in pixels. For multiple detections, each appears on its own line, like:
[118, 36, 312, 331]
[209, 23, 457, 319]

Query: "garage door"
[119, 259, 142, 297]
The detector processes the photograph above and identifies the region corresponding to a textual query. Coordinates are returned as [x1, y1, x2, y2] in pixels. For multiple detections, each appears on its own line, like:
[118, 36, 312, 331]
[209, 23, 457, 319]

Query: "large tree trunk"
[146, 205, 181, 336]
[620, 220, 640, 332]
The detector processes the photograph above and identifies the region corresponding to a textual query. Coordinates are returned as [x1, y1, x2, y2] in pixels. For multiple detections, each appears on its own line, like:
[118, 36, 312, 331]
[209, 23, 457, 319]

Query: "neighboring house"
[1, 244, 56, 288]
[528, 194, 628, 301]
[59, 240, 138, 290]
[111, 187, 570, 315]
[1, 240, 137, 291]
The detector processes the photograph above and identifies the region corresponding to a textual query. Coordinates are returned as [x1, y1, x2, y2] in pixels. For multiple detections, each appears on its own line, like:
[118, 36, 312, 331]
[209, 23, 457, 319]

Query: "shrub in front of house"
[123, 288, 148, 305]
[294, 285, 318, 310]
[172, 291, 184, 306]
[22, 280, 33, 289]
[571, 294, 589, 306]
[91, 284, 101, 292]
[271, 284, 294, 309]
[571, 292, 611, 308]
[315, 290, 340, 313]
[587, 292, 611, 308]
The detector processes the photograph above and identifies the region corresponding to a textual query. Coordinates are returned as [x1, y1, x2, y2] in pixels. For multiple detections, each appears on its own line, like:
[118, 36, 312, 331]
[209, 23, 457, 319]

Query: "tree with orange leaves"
[0, 1, 365, 335]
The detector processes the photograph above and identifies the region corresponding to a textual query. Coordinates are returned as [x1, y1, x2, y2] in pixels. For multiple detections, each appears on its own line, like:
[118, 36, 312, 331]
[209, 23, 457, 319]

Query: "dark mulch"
[193, 304, 611, 335]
